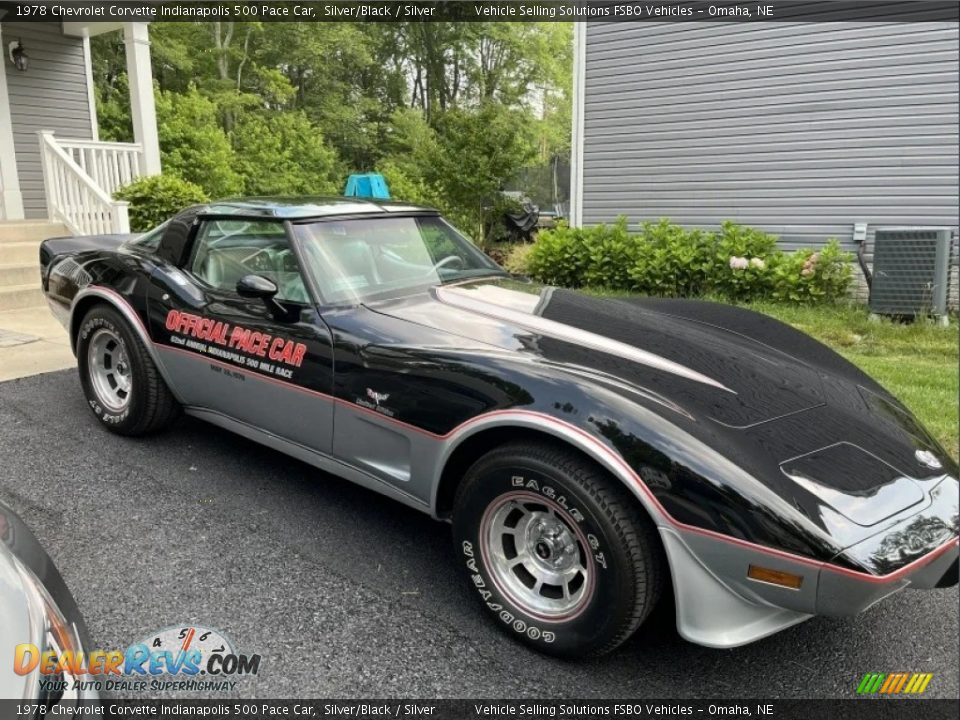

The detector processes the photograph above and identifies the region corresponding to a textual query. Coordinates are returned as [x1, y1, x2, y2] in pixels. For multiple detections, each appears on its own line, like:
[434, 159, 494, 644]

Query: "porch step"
[0, 242, 42, 265]
[0, 284, 45, 311]
[0, 263, 40, 286]
[0, 221, 70, 244]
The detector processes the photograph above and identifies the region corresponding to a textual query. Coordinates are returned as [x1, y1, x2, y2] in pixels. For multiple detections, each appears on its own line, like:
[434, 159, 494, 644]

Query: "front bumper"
[818, 476, 959, 615]
[661, 477, 958, 648]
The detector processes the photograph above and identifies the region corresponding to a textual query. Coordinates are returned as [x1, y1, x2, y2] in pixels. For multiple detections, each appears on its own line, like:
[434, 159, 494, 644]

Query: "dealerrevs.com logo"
[14, 625, 261, 694]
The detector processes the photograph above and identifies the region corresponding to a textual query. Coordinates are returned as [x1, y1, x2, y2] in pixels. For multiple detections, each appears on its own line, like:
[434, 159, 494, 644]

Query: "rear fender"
[69, 286, 185, 404]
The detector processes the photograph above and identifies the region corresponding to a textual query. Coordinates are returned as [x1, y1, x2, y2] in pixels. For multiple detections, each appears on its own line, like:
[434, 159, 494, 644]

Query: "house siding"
[582, 21, 959, 305]
[4, 21, 95, 219]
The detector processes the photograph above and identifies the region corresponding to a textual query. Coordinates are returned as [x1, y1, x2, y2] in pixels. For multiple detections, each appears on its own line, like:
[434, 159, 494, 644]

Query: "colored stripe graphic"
[857, 673, 884, 694]
[858, 673, 933, 694]
[879, 674, 898, 693]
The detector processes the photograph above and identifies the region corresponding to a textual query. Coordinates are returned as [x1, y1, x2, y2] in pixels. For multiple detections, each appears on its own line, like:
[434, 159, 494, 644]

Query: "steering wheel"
[208, 220, 252, 247]
[432, 255, 464, 273]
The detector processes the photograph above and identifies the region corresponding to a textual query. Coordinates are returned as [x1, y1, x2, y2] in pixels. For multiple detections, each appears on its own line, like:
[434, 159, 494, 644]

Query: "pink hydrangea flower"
[729, 256, 749, 270]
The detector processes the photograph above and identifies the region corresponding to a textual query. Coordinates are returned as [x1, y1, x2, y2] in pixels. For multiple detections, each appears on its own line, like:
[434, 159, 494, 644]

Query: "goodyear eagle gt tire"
[77, 305, 180, 436]
[452, 440, 664, 658]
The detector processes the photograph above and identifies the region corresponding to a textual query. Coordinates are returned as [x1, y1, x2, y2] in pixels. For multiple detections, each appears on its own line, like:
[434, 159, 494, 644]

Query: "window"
[293, 216, 505, 304]
[188, 220, 309, 303]
[124, 221, 168, 253]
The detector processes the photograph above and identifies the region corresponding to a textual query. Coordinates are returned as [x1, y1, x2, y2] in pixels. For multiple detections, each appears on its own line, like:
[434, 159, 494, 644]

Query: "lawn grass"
[582, 290, 959, 461]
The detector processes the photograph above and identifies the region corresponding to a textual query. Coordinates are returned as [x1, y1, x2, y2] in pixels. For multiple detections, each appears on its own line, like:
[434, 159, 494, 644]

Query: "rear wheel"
[452, 440, 664, 658]
[76, 305, 180, 435]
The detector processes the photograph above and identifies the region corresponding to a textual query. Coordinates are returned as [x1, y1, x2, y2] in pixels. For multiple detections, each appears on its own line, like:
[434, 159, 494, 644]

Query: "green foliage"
[377, 105, 535, 241]
[155, 88, 242, 198]
[94, 77, 132, 143]
[527, 220, 854, 304]
[526, 222, 589, 288]
[628, 220, 713, 296]
[377, 159, 442, 209]
[580, 217, 636, 289]
[769, 240, 853, 303]
[502, 243, 535, 275]
[91, 22, 570, 234]
[708, 221, 780, 300]
[114, 174, 209, 232]
[430, 103, 537, 242]
[231, 111, 340, 195]
[484, 195, 525, 245]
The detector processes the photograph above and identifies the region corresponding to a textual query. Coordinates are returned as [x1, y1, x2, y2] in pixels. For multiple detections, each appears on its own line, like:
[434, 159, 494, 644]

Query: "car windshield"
[293, 215, 507, 304]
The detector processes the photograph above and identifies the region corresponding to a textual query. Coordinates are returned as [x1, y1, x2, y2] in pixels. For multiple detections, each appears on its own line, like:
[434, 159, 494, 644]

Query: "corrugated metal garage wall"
[581, 21, 959, 304]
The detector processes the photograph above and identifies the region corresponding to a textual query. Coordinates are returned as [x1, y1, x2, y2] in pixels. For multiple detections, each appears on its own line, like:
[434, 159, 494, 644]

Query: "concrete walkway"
[0, 305, 75, 382]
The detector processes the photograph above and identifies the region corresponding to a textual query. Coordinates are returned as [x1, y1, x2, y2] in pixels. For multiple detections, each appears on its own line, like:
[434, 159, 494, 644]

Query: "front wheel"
[76, 304, 180, 436]
[452, 440, 664, 658]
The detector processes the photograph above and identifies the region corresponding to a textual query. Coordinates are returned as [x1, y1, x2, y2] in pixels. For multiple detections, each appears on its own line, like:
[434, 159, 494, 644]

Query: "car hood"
[369, 278, 827, 428]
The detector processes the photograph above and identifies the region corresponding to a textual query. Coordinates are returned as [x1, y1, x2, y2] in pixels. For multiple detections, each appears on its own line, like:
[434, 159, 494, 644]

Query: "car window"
[125, 221, 168, 253]
[294, 216, 506, 304]
[188, 220, 310, 304]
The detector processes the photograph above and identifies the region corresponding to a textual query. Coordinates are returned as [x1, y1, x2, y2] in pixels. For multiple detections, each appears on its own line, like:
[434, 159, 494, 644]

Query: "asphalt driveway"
[1, 370, 957, 699]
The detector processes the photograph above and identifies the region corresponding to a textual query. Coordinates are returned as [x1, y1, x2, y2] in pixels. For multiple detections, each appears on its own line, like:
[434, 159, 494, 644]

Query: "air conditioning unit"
[868, 227, 953, 320]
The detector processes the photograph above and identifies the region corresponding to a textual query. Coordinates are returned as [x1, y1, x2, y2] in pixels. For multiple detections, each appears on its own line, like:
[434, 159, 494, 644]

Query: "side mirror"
[237, 274, 278, 299]
[236, 274, 286, 318]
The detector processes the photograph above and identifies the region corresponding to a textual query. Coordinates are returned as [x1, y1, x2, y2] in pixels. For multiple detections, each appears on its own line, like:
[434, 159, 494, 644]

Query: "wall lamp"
[8, 40, 27, 72]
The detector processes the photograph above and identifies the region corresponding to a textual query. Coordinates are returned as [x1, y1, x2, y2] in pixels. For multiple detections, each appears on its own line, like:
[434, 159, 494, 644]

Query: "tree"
[434, 103, 537, 240]
[155, 88, 242, 197]
[88, 21, 574, 235]
[231, 111, 341, 196]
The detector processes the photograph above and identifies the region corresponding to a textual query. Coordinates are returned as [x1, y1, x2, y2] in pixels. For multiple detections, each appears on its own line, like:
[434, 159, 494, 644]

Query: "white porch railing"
[38, 131, 133, 235]
[57, 138, 144, 198]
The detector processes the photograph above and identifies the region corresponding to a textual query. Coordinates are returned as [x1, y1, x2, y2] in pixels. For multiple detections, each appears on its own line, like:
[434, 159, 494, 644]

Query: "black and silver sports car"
[40, 198, 958, 657]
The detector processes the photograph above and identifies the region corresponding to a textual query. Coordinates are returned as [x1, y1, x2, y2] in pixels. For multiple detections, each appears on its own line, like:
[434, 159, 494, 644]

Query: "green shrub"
[628, 220, 713, 296]
[581, 217, 636, 289]
[707, 221, 781, 300]
[770, 240, 853, 303]
[502, 242, 535, 276]
[525, 218, 854, 305]
[115, 174, 209, 232]
[526, 221, 589, 288]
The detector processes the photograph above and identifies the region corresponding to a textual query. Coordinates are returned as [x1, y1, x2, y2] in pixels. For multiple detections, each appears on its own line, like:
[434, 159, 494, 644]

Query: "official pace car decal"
[164, 309, 307, 379]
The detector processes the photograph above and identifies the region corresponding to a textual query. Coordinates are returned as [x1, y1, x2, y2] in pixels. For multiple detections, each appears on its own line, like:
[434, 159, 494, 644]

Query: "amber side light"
[747, 564, 804, 589]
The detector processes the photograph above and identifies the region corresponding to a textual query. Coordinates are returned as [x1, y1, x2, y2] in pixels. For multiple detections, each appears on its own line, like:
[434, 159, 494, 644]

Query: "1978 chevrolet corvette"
[40, 198, 958, 657]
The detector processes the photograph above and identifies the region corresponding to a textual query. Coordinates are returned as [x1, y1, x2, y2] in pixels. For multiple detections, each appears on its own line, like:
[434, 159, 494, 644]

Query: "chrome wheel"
[87, 328, 132, 412]
[481, 491, 593, 619]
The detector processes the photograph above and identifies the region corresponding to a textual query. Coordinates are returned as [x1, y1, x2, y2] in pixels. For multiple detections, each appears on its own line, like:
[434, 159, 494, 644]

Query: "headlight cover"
[11, 555, 84, 703]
